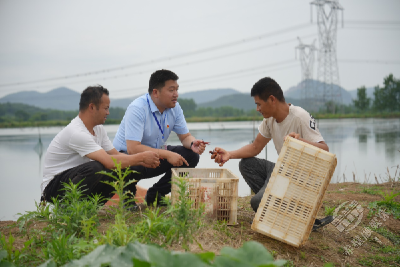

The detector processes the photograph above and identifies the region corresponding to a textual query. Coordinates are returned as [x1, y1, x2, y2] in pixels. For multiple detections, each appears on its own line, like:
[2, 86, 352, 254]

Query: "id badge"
[162, 143, 168, 150]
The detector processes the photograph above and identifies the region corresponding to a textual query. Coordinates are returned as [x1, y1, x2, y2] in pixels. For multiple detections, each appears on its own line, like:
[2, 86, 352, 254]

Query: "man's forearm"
[128, 143, 171, 159]
[181, 135, 196, 150]
[109, 154, 144, 168]
[228, 143, 261, 159]
[299, 138, 329, 152]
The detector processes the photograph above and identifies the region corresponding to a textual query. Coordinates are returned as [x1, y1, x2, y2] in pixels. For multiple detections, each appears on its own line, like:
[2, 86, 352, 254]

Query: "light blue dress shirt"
[113, 93, 189, 151]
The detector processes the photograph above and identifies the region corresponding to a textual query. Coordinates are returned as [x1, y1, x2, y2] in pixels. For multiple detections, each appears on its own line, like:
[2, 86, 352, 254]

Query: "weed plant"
[168, 177, 205, 250]
[0, 160, 288, 266]
[17, 180, 103, 238]
[95, 159, 139, 246]
[0, 232, 33, 266]
[324, 206, 336, 216]
[368, 190, 400, 219]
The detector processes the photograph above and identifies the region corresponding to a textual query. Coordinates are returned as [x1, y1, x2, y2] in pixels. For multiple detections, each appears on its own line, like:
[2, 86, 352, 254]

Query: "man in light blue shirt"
[113, 69, 207, 205]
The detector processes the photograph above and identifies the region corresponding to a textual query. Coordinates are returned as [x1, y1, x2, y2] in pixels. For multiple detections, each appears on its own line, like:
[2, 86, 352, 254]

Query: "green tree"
[353, 86, 370, 112]
[15, 110, 30, 121]
[373, 74, 400, 112]
[178, 98, 197, 113]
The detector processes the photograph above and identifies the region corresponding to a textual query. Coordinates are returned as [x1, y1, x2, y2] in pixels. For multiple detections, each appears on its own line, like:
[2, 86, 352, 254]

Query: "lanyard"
[146, 95, 166, 139]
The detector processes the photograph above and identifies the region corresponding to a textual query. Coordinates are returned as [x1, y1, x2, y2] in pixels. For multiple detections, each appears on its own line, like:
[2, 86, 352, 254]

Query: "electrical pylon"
[310, 0, 344, 104]
[295, 37, 317, 102]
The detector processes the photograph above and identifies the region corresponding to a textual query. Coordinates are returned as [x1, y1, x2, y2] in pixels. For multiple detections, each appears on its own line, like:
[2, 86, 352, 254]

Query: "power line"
[343, 26, 400, 31]
[111, 64, 300, 99]
[0, 60, 298, 100]
[0, 23, 313, 88]
[110, 60, 297, 97]
[0, 34, 317, 95]
[2, 58, 398, 100]
[175, 64, 300, 89]
[339, 59, 400, 64]
[345, 20, 400, 25]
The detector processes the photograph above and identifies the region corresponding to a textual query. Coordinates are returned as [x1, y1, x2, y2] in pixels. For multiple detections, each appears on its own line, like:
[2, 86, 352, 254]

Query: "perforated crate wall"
[171, 168, 239, 225]
[251, 137, 337, 247]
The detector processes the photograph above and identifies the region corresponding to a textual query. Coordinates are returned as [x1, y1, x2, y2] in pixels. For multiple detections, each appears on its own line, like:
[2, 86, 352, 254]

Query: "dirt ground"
[1, 182, 399, 267]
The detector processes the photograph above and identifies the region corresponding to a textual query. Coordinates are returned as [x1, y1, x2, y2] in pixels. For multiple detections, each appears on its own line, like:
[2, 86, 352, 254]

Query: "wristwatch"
[190, 141, 194, 148]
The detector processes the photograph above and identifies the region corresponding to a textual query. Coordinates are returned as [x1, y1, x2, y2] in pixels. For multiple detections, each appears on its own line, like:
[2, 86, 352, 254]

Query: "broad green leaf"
[0, 250, 7, 261]
[196, 252, 215, 264]
[63, 244, 130, 267]
[37, 259, 57, 267]
[220, 241, 274, 263]
[214, 242, 285, 267]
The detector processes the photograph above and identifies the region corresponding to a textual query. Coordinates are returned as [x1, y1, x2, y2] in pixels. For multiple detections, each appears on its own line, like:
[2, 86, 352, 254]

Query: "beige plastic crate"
[251, 137, 337, 247]
[171, 168, 239, 225]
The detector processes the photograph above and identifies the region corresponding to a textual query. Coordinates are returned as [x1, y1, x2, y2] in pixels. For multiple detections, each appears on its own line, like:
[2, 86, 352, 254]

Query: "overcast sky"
[0, 0, 399, 99]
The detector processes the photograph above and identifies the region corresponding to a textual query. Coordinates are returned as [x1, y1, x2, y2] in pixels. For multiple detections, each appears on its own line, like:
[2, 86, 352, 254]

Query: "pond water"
[0, 118, 399, 221]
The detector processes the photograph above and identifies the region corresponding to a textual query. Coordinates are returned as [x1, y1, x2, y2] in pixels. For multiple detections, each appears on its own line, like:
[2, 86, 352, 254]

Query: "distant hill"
[179, 88, 240, 104]
[111, 97, 137, 109]
[284, 80, 353, 104]
[0, 87, 242, 111]
[0, 87, 81, 111]
[198, 93, 305, 111]
[1, 84, 375, 112]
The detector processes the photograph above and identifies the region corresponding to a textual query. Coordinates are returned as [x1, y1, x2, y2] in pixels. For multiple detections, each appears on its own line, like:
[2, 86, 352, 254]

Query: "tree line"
[353, 74, 399, 113]
[0, 74, 398, 127]
[0, 100, 262, 127]
[310, 74, 400, 115]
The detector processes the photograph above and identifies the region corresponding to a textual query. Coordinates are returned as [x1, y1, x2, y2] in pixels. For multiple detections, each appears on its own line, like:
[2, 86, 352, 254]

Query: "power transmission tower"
[295, 37, 317, 105]
[310, 0, 344, 106]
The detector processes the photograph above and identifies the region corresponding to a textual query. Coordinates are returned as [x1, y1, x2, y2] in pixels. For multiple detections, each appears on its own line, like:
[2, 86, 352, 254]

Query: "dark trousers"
[123, 145, 200, 203]
[42, 161, 127, 204]
[43, 145, 199, 204]
[239, 157, 275, 212]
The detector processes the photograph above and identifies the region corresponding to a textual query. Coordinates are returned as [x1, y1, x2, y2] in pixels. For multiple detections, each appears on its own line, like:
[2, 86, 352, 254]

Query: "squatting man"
[41, 85, 161, 205]
[211, 77, 333, 230]
[42, 69, 208, 209]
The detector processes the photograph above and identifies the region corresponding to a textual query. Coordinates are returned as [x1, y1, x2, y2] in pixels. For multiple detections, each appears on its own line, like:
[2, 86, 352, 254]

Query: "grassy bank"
[1, 112, 399, 128]
[1, 166, 399, 267]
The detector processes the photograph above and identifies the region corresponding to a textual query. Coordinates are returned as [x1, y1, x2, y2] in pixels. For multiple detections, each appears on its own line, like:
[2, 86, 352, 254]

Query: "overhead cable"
[0, 23, 313, 88]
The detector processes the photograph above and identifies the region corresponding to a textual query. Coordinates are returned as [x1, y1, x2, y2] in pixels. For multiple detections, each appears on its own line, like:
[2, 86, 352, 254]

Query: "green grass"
[2, 111, 400, 128]
[361, 188, 381, 195]
[368, 190, 400, 219]
[374, 227, 400, 246]
[0, 160, 290, 267]
[324, 206, 336, 216]
[359, 255, 400, 266]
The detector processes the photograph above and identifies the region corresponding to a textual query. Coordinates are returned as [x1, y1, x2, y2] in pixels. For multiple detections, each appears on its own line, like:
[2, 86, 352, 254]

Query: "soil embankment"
[1, 182, 399, 266]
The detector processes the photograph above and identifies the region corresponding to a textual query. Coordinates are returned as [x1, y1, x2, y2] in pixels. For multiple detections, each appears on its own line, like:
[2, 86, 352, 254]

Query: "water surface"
[0, 118, 399, 220]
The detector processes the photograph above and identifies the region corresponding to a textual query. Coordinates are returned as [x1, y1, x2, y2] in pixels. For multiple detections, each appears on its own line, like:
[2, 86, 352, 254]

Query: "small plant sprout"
[324, 206, 336, 216]
[97, 158, 139, 216]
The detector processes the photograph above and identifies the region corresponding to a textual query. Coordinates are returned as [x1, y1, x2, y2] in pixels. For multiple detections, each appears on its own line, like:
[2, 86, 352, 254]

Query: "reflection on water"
[0, 118, 399, 220]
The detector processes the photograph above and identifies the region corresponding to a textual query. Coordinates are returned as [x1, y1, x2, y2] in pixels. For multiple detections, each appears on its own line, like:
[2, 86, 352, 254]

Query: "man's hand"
[210, 147, 230, 167]
[166, 151, 189, 167]
[285, 132, 329, 151]
[139, 151, 160, 168]
[191, 140, 208, 155]
[286, 132, 300, 140]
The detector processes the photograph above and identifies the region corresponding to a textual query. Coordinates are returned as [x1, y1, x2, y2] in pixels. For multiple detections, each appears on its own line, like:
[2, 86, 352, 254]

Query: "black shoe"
[312, 216, 334, 232]
[145, 193, 168, 207]
[123, 198, 139, 212]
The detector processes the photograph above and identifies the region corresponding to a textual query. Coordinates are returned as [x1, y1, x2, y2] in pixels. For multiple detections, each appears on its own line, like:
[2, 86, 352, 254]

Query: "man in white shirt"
[211, 77, 332, 230]
[42, 85, 160, 206]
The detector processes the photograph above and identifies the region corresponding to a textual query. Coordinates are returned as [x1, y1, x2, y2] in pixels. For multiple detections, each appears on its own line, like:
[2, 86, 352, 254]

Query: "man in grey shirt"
[211, 77, 332, 230]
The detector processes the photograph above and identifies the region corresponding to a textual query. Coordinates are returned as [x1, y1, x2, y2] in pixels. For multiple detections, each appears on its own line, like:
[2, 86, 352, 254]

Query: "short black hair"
[148, 69, 179, 94]
[79, 85, 109, 111]
[250, 77, 285, 102]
